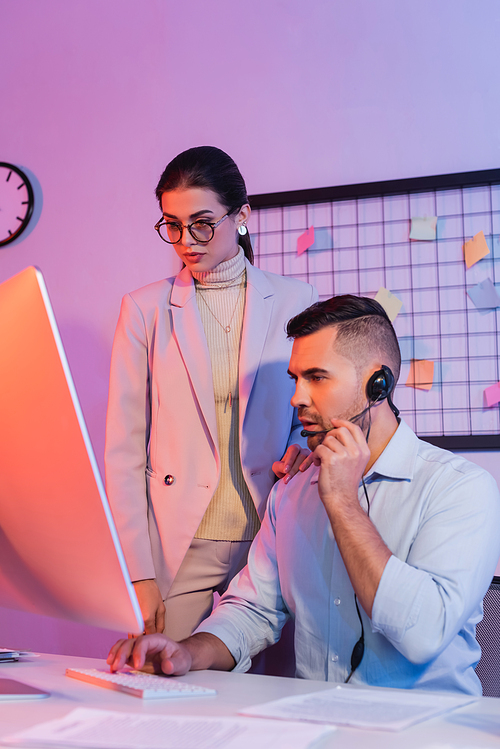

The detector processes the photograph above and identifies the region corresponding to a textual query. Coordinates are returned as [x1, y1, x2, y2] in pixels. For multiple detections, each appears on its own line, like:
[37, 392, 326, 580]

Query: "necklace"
[193, 268, 245, 290]
[197, 278, 245, 409]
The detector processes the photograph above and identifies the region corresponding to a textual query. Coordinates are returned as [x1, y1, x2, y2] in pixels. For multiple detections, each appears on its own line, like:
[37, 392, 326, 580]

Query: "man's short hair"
[286, 295, 401, 383]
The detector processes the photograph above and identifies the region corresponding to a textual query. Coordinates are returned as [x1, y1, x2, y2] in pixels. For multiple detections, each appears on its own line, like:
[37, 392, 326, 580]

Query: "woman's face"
[160, 187, 250, 273]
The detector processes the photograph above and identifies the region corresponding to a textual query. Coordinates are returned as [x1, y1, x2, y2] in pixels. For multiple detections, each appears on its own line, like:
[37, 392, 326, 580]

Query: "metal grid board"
[248, 169, 500, 449]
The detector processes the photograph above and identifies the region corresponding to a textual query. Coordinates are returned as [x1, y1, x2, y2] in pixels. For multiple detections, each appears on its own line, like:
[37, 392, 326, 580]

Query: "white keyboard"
[65, 668, 217, 700]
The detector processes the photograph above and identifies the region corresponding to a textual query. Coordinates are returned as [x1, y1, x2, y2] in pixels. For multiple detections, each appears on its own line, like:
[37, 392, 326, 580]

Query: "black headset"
[365, 365, 399, 418]
[366, 365, 393, 402]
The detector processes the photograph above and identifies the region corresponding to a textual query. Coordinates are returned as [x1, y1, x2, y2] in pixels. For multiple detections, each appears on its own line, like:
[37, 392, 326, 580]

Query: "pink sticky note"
[406, 359, 434, 391]
[464, 231, 490, 268]
[297, 226, 315, 256]
[484, 382, 500, 408]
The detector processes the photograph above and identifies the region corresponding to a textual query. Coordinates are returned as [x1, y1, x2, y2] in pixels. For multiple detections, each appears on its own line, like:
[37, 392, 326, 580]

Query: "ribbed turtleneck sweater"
[192, 247, 260, 541]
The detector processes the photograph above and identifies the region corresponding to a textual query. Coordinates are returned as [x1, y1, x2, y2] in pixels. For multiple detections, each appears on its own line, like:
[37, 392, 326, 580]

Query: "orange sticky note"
[464, 230, 490, 268]
[406, 359, 434, 390]
[297, 226, 315, 256]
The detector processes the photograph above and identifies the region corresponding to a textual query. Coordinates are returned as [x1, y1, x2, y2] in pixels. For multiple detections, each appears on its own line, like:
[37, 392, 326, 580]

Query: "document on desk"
[239, 685, 477, 731]
[1, 707, 335, 749]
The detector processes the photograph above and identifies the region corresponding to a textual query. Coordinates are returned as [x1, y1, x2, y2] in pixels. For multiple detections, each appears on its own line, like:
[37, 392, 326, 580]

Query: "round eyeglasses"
[154, 212, 230, 245]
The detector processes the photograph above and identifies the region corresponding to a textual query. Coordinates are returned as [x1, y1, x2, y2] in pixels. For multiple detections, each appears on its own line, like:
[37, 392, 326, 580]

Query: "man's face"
[288, 327, 367, 451]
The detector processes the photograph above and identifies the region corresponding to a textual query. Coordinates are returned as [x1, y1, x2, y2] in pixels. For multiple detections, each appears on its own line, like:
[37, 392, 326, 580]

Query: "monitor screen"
[0, 266, 143, 634]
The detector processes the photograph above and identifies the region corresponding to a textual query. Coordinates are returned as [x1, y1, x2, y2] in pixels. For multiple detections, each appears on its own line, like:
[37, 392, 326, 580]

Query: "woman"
[105, 146, 317, 640]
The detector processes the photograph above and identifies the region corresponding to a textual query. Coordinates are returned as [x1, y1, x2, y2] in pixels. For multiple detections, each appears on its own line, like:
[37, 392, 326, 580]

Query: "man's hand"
[133, 579, 166, 635]
[312, 419, 370, 510]
[273, 443, 313, 484]
[107, 633, 192, 676]
[312, 419, 390, 619]
[107, 632, 235, 675]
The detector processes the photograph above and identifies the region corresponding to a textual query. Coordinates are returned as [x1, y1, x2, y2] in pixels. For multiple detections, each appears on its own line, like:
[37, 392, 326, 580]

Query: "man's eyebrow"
[162, 209, 216, 219]
[287, 367, 329, 378]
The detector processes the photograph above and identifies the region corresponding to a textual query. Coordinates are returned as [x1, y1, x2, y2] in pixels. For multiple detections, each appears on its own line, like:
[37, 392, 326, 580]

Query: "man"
[108, 296, 500, 694]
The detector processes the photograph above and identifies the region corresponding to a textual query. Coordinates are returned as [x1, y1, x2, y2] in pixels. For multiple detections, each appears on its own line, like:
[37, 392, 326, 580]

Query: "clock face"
[0, 163, 35, 247]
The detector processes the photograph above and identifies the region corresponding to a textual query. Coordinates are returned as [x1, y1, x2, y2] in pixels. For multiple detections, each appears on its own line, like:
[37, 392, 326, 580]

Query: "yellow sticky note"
[464, 230, 490, 268]
[409, 216, 437, 241]
[374, 287, 403, 322]
[406, 359, 434, 391]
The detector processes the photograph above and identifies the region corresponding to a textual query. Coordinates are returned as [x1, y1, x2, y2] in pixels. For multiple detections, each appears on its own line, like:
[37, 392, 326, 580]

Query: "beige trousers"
[162, 538, 252, 641]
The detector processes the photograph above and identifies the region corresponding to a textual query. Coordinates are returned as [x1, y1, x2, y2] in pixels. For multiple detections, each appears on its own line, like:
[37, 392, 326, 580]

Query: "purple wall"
[1, 0, 499, 656]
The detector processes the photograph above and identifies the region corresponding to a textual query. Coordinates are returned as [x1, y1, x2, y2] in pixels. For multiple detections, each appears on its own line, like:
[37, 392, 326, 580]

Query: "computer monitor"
[0, 266, 143, 634]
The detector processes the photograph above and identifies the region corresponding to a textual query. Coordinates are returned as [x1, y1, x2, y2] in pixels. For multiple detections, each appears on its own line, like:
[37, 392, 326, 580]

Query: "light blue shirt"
[197, 420, 500, 694]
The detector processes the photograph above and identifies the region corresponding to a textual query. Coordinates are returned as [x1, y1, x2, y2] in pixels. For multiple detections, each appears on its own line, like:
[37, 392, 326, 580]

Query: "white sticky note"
[410, 216, 437, 241]
[374, 287, 403, 322]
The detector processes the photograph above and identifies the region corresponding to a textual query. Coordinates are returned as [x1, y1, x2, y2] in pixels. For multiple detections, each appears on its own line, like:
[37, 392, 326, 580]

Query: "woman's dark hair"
[155, 146, 254, 264]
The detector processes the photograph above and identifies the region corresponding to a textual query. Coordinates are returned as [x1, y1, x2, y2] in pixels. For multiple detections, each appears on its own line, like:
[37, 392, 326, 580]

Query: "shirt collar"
[365, 418, 419, 482]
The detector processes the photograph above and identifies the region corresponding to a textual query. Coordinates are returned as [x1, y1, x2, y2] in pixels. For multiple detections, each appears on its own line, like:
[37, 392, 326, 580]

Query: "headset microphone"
[300, 404, 373, 438]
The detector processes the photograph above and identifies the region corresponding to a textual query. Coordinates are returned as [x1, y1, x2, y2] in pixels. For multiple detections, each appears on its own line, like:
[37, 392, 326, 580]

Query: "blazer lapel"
[239, 260, 274, 429]
[170, 267, 218, 449]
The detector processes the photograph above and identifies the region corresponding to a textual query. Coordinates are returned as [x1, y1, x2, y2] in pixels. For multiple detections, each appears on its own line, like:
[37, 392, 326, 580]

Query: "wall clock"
[0, 162, 35, 247]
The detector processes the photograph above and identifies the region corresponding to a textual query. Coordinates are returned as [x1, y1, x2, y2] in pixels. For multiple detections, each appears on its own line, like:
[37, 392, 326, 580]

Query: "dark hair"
[155, 146, 253, 264]
[287, 295, 401, 383]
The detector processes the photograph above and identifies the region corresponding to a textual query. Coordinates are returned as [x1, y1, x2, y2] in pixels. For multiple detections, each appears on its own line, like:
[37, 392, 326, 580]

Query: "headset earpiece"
[366, 365, 395, 403]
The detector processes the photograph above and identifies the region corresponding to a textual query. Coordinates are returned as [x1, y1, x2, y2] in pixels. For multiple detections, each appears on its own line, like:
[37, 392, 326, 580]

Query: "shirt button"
[331, 654, 339, 662]
[334, 598, 341, 606]
[164, 475, 175, 486]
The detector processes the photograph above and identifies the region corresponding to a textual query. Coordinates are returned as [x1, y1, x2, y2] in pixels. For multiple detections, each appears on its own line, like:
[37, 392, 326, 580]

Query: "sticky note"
[464, 230, 490, 268]
[484, 382, 500, 408]
[467, 277, 500, 310]
[406, 359, 434, 390]
[374, 287, 403, 322]
[409, 216, 437, 241]
[297, 226, 315, 256]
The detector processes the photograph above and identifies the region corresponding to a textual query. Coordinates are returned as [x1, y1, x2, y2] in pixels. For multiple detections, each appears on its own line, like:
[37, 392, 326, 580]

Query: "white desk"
[0, 653, 499, 747]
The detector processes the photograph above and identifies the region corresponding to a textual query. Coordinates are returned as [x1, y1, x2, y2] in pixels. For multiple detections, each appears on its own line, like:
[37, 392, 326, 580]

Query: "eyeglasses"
[154, 212, 230, 245]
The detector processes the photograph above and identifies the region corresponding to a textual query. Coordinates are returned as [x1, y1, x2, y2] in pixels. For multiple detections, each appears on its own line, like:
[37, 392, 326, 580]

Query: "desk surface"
[0, 653, 499, 747]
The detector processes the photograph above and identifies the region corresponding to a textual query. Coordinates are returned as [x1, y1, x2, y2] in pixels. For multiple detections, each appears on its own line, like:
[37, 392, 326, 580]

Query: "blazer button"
[164, 475, 175, 486]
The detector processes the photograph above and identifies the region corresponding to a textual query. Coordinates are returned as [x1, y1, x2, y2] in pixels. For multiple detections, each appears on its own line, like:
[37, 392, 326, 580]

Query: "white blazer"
[105, 259, 317, 597]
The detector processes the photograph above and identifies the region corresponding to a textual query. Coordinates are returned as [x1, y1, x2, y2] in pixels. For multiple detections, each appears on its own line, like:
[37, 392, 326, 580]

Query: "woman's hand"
[132, 579, 166, 635]
[272, 444, 313, 484]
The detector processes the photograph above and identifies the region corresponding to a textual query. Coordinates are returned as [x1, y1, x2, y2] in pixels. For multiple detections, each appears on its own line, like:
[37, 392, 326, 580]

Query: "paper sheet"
[297, 226, 315, 256]
[484, 382, 500, 408]
[1, 707, 334, 749]
[406, 359, 434, 390]
[409, 216, 437, 241]
[467, 277, 500, 309]
[239, 685, 475, 732]
[464, 230, 490, 268]
[374, 287, 403, 322]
